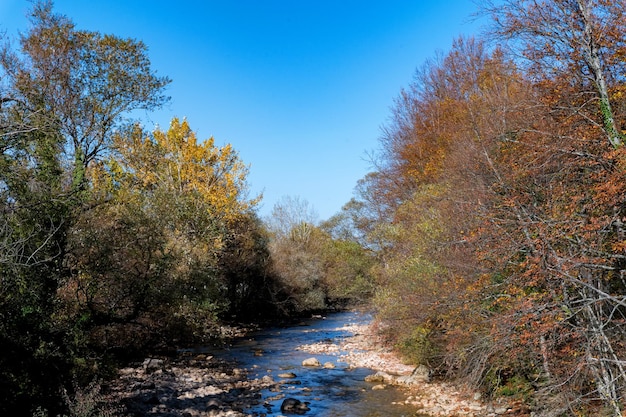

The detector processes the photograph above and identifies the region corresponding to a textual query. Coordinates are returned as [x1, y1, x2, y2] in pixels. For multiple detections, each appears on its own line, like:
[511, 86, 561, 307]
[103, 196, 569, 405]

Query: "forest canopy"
[356, 1, 626, 415]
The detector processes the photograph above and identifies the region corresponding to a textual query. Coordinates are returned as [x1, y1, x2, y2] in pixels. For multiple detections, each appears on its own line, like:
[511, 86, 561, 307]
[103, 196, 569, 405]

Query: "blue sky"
[1, 1, 485, 220]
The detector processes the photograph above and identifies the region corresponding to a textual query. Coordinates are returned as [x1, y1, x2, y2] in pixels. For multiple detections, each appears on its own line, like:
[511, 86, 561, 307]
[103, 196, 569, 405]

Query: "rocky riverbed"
[332, 323, 526, 417]
[104, 316, 525, 417]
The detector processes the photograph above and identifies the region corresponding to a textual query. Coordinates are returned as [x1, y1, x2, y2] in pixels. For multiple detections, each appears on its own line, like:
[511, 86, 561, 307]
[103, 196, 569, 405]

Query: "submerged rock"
[280, 398, 310, 414]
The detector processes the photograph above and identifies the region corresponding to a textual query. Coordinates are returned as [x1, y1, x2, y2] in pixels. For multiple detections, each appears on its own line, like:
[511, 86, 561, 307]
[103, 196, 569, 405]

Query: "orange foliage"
[365, 4, 626, 410]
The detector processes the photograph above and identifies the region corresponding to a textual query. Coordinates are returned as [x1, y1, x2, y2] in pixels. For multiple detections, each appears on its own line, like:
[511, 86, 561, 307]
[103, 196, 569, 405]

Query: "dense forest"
[2, 0, 626, 416]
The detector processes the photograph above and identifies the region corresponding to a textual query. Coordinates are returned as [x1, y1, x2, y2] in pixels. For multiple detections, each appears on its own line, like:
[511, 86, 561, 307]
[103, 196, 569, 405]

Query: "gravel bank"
[105, 317, 524, 416]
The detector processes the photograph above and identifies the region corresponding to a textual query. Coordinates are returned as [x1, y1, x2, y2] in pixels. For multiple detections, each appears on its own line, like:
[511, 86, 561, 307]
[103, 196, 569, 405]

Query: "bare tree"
[483, 0, 626, 148]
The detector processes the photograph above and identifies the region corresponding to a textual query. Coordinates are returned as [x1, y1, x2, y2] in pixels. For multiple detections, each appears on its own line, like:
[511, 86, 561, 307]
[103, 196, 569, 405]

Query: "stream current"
[203, 311, 426, 416]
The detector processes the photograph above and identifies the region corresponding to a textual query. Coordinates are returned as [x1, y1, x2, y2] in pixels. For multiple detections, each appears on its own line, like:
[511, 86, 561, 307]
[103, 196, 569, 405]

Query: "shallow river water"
[206, 311, 426, 416]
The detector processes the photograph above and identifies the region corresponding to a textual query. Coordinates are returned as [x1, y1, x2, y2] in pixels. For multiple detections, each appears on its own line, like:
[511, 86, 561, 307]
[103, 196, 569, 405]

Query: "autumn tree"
[0, 2, 169, 414]
[475, 1, 626, 413]
[265, 196, 374, 312]
[361, 37, 529, 371]
[362, 4, 626, 413]
[265, 197, 325, 312]
[483, 0, 626, 148]
[69, 118, 263, 346]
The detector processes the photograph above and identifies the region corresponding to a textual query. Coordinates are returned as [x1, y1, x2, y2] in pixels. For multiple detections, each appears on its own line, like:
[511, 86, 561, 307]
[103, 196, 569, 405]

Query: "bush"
[396, 325, 438, 366]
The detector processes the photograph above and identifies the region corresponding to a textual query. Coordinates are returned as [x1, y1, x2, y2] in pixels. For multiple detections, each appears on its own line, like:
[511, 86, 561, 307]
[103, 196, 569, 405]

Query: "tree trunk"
[576, 0, 622, 148]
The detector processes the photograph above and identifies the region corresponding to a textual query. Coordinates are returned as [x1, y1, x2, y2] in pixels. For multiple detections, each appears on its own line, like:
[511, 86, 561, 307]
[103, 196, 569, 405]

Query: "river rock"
[302, 357, 321, 367]
[395, 364, 430, 384]
[323, 362, 336, 369]
[142, 358, 164, 373]
[364, 371, 394, 384]
[280, 398, 310, 414]
[278, 372, 297, 378]
[261, 375, 275, 384]
[412, 364, 430, 382]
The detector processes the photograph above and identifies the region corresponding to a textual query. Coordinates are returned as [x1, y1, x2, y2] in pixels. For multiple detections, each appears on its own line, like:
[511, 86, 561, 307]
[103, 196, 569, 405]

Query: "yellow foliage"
[107, 118, 260, 222]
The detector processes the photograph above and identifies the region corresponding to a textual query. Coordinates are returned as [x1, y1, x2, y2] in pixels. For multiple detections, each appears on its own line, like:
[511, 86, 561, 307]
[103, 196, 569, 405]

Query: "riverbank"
[103, 314, 524, 416]
[333, 322, 526, 417]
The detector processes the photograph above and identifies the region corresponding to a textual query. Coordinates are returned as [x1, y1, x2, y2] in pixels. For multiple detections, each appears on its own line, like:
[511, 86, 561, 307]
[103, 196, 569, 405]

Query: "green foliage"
[485, 370, 534, 402]
[3, 0, 171, 169]
[218, 214, 279, 319]
[0, 2, 169, 414]
[321, 239, 375, 303]
[266, 197, 375, 313]
[68, 118, 266, 348]
[1, 2, 272, 415]
[0, 118, 75, 415]
[396, 325, 438, 366]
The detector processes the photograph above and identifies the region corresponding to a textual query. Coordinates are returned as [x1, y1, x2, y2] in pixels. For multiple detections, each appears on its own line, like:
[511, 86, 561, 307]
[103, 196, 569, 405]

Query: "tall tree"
[484, 0, 626, 148]
[73, 118, 262, 345]
[0, 2, 170, 414]
[1, 0, 170, 186]
[481, 2, 626, 413]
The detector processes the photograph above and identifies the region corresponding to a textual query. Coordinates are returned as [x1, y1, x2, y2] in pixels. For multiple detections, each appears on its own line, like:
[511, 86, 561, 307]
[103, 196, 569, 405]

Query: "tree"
[1, 0, 170, 184]
[72, 118, 262, 346]
[0, 2, 170, 414]
[265, 196, 318, 240]
[217, 213, 278, 319]
[265, 196, 374, 312]
[364, 22, 626, 415]
[479, 2, 626, 413]
[110, 118, 259, 221]
[265, 197, 324, 312]
[0, 119, 73, 415]
[483, 0, 626, 148]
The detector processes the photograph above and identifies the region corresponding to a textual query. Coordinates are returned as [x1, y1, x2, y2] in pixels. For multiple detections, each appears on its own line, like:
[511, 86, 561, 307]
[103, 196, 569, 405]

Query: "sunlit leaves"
[108, 117, 259, 222]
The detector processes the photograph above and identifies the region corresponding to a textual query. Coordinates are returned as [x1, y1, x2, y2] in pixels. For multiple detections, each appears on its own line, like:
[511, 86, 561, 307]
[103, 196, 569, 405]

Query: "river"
[202, 310, 426, 416]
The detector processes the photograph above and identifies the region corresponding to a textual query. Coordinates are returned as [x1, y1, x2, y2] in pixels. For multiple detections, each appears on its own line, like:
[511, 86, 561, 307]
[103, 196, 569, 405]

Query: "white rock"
[302, 357, 321, 367]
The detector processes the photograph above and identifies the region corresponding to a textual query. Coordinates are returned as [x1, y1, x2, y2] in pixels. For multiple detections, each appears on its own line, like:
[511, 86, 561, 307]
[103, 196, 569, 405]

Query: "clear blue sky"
[1, 1, 485, 220]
